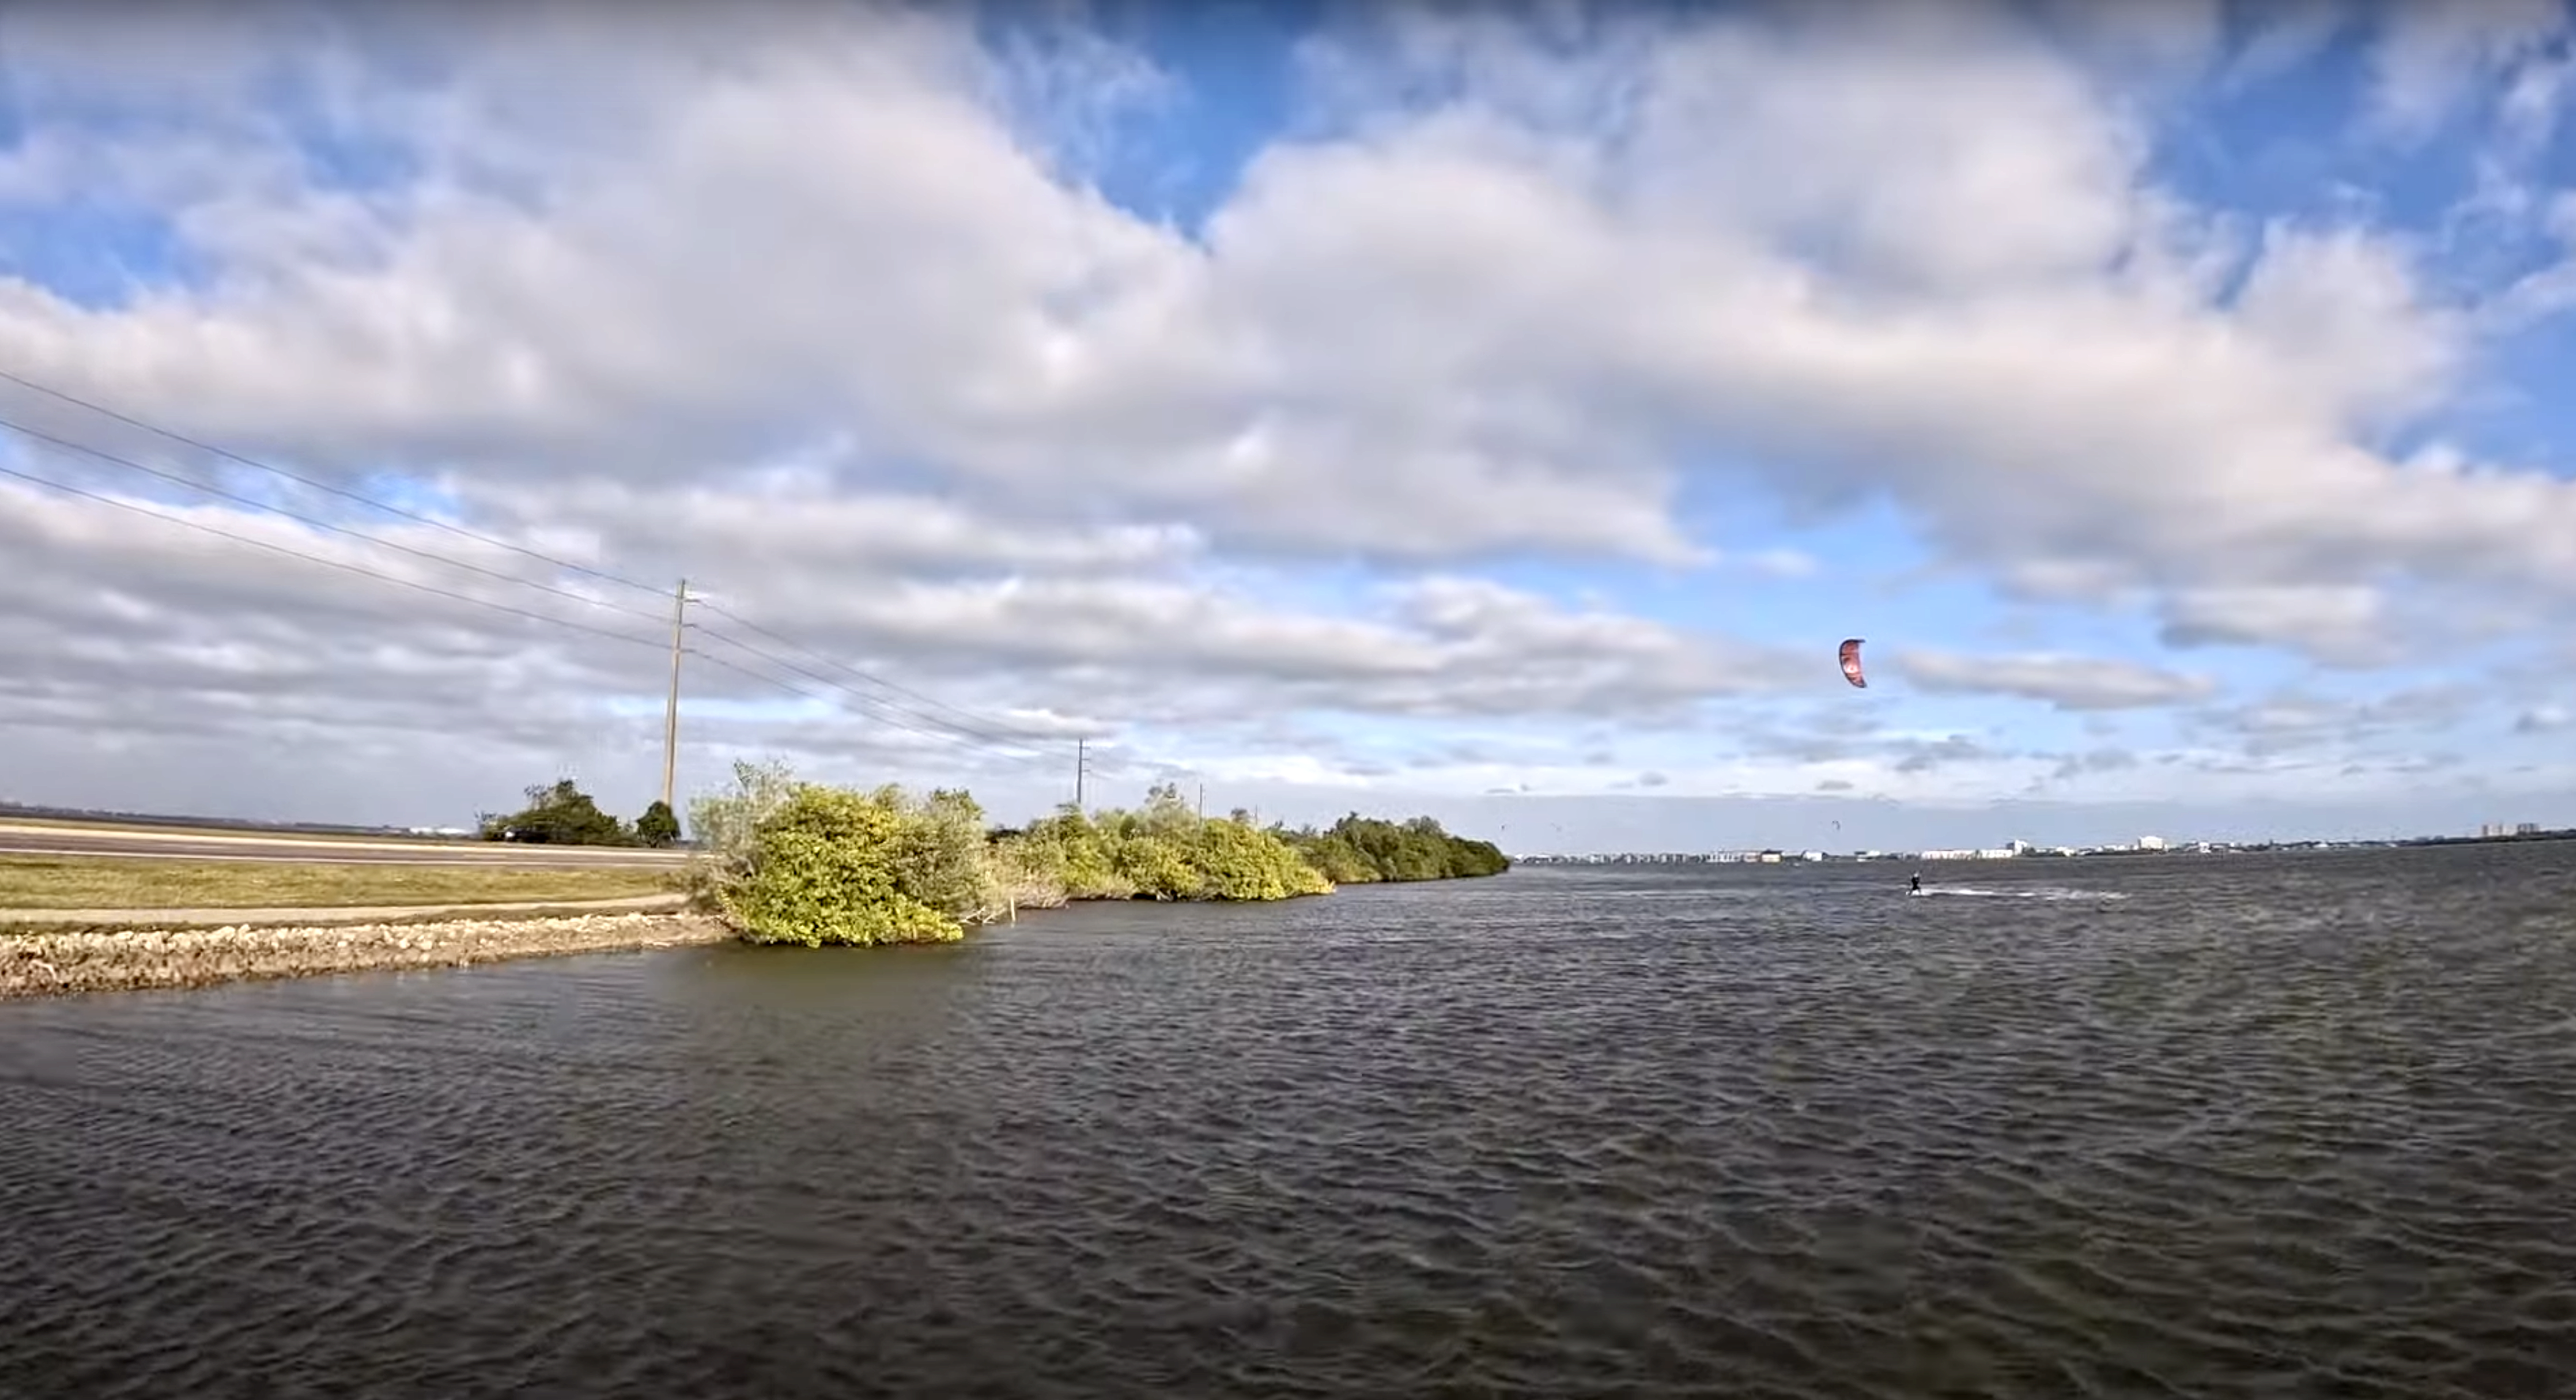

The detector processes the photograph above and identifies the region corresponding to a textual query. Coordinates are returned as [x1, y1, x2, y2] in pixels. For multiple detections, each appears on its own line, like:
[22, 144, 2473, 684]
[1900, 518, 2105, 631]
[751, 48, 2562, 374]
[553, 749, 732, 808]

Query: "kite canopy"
[1839, 637, 1866, 688]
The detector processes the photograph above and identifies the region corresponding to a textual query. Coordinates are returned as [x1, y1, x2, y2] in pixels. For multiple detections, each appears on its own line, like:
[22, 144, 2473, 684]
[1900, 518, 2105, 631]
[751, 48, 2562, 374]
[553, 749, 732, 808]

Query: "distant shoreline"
[23, 799, 2559, 866]
[1515, 830, 2576, 865]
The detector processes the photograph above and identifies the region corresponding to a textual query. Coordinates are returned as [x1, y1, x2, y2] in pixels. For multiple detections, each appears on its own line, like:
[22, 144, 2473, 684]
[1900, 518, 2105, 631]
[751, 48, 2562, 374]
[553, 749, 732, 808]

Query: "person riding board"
[1909, 872, 1922, 894]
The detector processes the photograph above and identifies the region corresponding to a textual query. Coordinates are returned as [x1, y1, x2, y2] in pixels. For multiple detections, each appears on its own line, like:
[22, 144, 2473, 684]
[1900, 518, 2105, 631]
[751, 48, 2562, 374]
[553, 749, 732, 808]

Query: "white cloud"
[2364, 0, 2571, 141]
[2517, 702, 2572, 733]
[2221, 2, 2357, 90]
[1, 1, 2569, 622]
[1, 1, 2573, 837]
[1895, 648, 2218, 710]
[0, 460, 1808, 820]
[2191, 683, 2483, 757]
[2156, 585, 2401, 666]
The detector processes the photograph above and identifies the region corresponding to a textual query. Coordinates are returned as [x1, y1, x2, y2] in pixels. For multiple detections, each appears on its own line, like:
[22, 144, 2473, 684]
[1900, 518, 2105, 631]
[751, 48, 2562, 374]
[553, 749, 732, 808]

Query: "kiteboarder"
[1909, 872, 1922, 894]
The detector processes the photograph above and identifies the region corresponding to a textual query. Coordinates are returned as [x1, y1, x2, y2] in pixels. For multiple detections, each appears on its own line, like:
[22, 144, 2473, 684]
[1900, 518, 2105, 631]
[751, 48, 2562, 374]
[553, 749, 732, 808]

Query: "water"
[6, 844, 2576, 1398]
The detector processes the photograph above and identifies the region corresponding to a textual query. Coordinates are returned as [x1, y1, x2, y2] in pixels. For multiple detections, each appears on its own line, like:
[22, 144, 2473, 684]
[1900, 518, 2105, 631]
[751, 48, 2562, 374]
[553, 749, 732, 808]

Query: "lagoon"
[5, 846, 2573, 1397]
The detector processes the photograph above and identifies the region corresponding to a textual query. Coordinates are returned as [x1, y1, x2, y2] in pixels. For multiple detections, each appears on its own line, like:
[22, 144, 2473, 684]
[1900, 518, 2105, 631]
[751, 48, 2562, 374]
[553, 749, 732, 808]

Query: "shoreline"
[1, 911, 734, 1001]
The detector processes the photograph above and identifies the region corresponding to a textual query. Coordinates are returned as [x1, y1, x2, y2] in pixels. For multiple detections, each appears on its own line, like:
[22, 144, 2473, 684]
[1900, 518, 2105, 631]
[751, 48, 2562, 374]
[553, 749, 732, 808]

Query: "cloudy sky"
[3, 0, 2574, 854]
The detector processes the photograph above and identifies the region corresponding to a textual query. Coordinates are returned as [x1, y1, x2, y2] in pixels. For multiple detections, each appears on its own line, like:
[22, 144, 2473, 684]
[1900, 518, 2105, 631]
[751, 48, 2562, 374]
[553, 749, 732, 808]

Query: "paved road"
[0, 824, 696, 868]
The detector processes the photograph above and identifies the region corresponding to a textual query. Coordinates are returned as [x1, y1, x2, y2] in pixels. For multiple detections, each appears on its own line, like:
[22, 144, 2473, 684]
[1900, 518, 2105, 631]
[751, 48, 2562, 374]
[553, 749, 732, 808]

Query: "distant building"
[2516, 822, 2540, 836]
[2136, 835, 2167, 851]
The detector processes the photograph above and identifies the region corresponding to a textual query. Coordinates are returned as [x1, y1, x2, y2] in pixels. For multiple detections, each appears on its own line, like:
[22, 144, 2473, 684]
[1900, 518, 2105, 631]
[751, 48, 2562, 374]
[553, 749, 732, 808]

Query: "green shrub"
[1112, 832, 1199, 900]
[1276, 812, 1510, 884]
[1290, 833, 1377, 885]
[876, 784, 1010, 924]
[997, 804, 1131, 900]
[986, 830, 1077, 910]
[683, 758, 801, 910]
[712, 783, 962, 947]
[1188, 817, 1335, 900]
[635, 800, 681, 848]
[675, 759, 1501, 950]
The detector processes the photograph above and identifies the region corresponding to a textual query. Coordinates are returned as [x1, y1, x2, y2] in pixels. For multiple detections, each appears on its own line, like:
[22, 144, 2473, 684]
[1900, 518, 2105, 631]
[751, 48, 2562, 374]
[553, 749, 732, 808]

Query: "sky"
[1, 0, 2575, 855]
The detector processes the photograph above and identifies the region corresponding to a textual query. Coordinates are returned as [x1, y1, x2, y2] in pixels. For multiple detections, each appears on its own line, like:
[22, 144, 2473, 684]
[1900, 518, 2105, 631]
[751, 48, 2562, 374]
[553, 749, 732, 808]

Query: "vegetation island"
[476, 760, 1512, 948]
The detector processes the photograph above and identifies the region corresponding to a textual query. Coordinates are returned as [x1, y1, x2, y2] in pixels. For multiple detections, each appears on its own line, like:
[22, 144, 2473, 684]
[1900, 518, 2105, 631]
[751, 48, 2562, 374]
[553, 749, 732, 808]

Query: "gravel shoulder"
[1, 908, 737, 1000]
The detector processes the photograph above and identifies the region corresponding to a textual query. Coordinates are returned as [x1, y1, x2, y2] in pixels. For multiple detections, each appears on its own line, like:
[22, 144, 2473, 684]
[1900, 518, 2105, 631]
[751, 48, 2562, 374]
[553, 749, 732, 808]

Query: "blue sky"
[1, 0, 2575, 851]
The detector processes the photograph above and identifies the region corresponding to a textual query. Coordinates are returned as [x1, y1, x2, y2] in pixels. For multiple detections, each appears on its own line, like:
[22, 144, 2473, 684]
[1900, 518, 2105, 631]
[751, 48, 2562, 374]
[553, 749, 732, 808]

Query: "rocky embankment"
[1, 911, 734, 999]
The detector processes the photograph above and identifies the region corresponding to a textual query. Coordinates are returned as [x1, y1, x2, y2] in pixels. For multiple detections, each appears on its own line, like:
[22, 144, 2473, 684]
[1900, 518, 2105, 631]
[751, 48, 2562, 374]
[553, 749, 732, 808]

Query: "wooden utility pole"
[660, 578, 689, 813]
[1075, 737, 1087, 809]
[1197, 782, 1205, 820]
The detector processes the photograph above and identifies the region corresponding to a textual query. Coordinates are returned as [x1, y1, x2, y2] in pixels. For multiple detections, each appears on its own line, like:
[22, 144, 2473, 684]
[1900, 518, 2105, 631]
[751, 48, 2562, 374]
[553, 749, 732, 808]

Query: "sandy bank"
[1, 911, 734, 1000]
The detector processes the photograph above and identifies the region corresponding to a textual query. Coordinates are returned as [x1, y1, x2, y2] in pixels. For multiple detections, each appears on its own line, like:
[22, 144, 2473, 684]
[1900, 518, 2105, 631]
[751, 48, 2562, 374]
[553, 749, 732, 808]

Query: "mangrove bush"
[681, 761, 1503, 946]
[1277, 813, 1512, 884]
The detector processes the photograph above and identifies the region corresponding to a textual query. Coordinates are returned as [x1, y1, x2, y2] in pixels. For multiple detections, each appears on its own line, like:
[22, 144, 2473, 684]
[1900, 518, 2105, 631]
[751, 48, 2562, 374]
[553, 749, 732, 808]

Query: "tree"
[1139, 781, 1195, 837]
[1272, 811, 1510, 883]
[478, 778, 632, 846]
[635, 799, 681, 848]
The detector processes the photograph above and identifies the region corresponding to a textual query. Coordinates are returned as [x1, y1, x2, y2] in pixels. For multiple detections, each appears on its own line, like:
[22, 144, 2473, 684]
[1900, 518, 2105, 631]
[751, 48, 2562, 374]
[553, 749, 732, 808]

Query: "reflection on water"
[6, 845, 2575, 1398]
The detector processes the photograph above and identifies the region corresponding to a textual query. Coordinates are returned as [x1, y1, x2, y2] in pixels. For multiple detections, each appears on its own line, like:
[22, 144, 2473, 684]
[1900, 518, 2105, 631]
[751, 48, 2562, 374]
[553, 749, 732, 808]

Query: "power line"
[2, 416, 1082, 763]
[691, 597, 1064, 747]
[0, 447, 1126, 786]
[0, 365, 670, 598]
[0, 459, 669, 653]
[0, 365, 1111, 780]
[0, 412, 671, 626]
[686, 623, 1061, 762]
[6, 366, 1083, 752]
[683, 646, 1069, 776]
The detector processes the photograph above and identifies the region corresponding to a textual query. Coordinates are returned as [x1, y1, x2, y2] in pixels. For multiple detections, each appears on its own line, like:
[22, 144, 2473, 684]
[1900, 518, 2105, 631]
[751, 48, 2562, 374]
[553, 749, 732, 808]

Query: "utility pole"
[1197, 782, 1206, 820]
[660, 578, 689, 814]
[1074, 737, 1086, 810]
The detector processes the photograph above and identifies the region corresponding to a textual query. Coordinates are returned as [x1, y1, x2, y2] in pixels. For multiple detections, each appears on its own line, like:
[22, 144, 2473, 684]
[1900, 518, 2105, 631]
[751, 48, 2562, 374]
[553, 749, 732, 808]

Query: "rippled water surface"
[8, 846, 2576, 1399]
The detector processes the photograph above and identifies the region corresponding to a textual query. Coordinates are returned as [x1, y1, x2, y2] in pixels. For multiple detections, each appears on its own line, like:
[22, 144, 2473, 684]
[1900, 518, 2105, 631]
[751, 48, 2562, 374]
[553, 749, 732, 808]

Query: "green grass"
[0, 856, 685, 912]
[0, 905, 715, 937]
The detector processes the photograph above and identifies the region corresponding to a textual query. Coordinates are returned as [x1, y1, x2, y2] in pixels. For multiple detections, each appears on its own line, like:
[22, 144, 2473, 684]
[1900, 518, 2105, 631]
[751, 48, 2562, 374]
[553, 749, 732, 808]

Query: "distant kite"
[1839, 637, 1867, 689]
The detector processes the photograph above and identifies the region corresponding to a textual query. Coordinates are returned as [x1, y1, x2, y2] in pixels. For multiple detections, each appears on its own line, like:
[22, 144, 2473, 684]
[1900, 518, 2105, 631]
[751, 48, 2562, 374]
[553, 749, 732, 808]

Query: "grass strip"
[0, 855, 683, 913]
